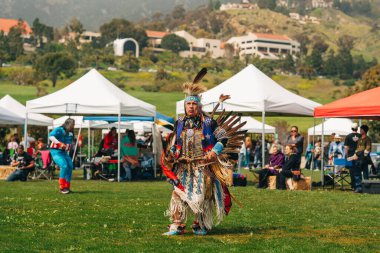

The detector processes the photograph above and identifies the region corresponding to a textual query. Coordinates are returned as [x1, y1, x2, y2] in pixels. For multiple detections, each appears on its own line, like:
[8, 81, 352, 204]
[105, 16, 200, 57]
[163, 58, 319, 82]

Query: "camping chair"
[35, 150, 55, 180]
[324, 158, 351, 190]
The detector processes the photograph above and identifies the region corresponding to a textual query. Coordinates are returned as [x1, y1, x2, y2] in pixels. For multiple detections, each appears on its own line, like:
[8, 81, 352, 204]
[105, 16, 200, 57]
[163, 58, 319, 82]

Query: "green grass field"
[0, 171, 379, 252]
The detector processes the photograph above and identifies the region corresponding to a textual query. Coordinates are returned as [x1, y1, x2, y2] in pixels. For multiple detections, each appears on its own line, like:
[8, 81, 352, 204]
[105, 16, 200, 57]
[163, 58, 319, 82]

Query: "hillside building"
[219, 2, 258, 11]
[59, 31, 100, 44]
[174, 31, 224, 59]
[145, 30, 169, 52]
[312, 0, 333, 8]
[226, 32, 300, 60]
[0, 18, 32, 37]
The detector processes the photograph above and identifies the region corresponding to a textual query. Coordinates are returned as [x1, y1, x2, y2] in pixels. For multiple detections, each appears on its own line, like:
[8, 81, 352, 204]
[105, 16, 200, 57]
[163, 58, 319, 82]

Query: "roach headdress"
[183, 68, 208, 103]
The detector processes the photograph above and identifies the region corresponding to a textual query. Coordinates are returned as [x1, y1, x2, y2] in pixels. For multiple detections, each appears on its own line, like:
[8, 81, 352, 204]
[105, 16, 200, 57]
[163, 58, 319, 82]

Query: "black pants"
[257, 169, 277, 188]
[276, 170, 294, 190]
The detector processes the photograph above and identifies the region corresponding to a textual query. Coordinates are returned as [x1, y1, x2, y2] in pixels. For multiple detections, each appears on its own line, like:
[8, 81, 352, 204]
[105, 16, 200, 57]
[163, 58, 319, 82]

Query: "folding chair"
[324, 158, 351, 190]
[35, 150, 55, 180]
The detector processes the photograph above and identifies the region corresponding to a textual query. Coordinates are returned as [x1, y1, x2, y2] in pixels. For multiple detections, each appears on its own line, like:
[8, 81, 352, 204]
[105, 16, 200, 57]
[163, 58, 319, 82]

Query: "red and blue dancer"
[49, 118, 75, 194]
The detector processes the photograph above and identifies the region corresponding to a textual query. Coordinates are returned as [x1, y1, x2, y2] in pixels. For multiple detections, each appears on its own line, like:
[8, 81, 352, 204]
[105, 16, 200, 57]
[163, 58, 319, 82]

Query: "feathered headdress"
[183, 68, 207, 102]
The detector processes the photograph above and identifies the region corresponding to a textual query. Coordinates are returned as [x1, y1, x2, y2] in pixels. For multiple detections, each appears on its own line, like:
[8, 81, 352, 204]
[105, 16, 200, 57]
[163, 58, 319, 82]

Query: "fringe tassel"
[174, 187, 203, 214]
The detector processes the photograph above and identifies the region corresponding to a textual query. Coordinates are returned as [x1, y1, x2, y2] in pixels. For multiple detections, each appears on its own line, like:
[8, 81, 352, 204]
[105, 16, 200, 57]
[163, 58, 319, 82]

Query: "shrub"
[8, 68, 35, 85]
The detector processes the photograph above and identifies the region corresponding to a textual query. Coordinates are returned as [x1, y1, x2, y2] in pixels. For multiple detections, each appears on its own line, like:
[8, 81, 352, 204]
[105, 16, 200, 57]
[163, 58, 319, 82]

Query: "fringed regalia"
[162, 68, 246, 234]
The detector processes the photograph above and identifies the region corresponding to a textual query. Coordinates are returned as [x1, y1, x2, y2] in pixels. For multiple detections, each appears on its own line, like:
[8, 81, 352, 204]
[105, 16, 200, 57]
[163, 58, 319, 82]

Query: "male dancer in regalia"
[49, 118, 75, 194]
[162, 68, 246, 235]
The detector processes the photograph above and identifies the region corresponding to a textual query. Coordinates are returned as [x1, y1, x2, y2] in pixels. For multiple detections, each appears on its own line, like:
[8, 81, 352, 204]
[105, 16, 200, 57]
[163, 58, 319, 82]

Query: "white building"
[312, 0, 333, 8]
[174, 31, 225, 59]
[226, 32, 300, 60]
[113, 38, 139, 57]
[219, 2, 258, 11]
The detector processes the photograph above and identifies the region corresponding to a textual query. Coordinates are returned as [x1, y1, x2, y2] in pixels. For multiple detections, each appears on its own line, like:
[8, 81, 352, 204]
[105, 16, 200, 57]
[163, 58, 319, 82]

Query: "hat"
[334, 134, 342, 139]
[360, 125, 369, 133]
[351, 122, 358, 130]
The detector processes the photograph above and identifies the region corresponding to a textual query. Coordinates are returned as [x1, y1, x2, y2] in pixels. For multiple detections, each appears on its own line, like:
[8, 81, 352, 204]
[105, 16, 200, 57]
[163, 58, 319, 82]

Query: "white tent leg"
[91, 130, 94, 158]
[262, 111, 265, 169]
[73, 126, 82, 162]
[23, 112, 28, 148]
[87, 125, 90, 160]
[321, 118, 325, 186]
[117, 108, 121, 182]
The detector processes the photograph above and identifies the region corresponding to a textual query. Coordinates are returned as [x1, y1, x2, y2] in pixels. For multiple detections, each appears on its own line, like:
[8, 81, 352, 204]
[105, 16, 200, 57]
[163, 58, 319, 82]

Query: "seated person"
[257, 144, 284, 188]
[120, 129, 139, 181]
[7, 145, 35, 182]
[276, 145, 299, 190]
[36, 138, 48, 151]
[103, 127, 118, 155]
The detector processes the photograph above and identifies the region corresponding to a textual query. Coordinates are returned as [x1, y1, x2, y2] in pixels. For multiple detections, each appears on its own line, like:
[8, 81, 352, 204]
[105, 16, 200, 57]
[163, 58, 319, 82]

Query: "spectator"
[7, 136, 19, 151]
[329, 134, 345, 160]
[313, 140, 322, 171]
[253, 140, 262, 168]
[351, 125, 371, 193]
[36, 138, 48, 151]
[257, 144, 285, 188]
[344, 123, 361, 190]
[245, 136, 253, 169]
[120, 129, 139, 181]
[285, 126, 304, 169]
[276, 145, 299, 190]
[305, 143, 313, 170]
[27, 140, 36, 156]
[103, 127, 118, 155]
[7, 145, 35, 182]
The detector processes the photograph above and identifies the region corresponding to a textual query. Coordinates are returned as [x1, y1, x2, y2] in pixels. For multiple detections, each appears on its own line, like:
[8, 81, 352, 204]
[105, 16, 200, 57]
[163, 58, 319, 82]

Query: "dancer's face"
[185, 101, 199, 117]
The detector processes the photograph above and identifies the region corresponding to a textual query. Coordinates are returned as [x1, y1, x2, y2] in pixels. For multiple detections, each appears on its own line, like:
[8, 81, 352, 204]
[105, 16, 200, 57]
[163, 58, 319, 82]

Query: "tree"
[34, 53, 77, 87]
[323, 49, 337, 76]
[31, 18, 54, 47]
[280, 54, 296, 74]
[257, 0, 276, 10]
[7, 24, 24, 61]
[171, 5, 186, 20]
[336, 35, 355, 79]
[347, 65, 380, 141]
[293, 34, 309, 56]
[161, 34, 189, 53]
[99, 19, 148, 49]
[121, 51, 139, 72]
[0, 31, 10, 66]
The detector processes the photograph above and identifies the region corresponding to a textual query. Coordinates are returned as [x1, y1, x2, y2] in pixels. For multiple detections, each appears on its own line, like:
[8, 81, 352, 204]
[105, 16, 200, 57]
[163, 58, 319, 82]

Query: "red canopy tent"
[314, 86, 380, 118]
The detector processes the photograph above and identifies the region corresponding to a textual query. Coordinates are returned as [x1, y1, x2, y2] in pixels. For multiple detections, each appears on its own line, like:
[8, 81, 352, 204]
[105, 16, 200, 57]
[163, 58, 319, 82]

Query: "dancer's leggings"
[50, 149, 73, 182]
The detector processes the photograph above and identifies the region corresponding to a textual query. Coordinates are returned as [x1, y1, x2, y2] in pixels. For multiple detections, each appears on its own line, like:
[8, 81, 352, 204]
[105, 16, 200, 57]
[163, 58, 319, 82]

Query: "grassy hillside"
[222, 8, 380, 60]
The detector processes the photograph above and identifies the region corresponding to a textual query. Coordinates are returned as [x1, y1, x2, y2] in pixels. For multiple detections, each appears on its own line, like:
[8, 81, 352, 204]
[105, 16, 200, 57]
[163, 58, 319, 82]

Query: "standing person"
[120, 129, 139, 181]
[244, 136, 253, 169]
[49, 118, 75, 194]
[276, 145, 299, 190]
[253, 140, 262, 168]
[350, 125, 371, 193]
[313, 140, 322, 171]
[285, 126, 304, 169]
[344, 123, 361, 190]
[161, 68, 245, 236]
[304, 143, 313, 170]
[7, 145, 35, 182]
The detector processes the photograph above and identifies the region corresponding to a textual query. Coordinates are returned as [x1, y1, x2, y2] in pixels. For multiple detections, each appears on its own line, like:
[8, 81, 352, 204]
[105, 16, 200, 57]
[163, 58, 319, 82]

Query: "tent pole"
[262, 110, 265, 169]
[117, 106, 121, 182]
[73, 126, 82, 162]
[321, 118, 325, 186]
[88, 125, 90, 160]
[91, 130, 94, 158]
[311, 117, 316, 180]
[24, 112, 28, 148]
[152, 122, 157, 178]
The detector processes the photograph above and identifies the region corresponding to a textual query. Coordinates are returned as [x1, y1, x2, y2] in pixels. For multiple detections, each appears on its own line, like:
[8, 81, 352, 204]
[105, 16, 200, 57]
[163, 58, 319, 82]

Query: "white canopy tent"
[307, 118, 353, 136]
[25, 69, 157, 180]
[0, 94, 53, 126]
[49, 116, 108, 130]
[176, 64, 321, 164]
[240, 117, 276, 134]
[0, 107, 24, 125]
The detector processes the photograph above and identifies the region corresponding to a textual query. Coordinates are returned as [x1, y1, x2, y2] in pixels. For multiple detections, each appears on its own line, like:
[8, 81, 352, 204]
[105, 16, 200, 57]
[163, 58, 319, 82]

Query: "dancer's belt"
[50, 142, 71, 151]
